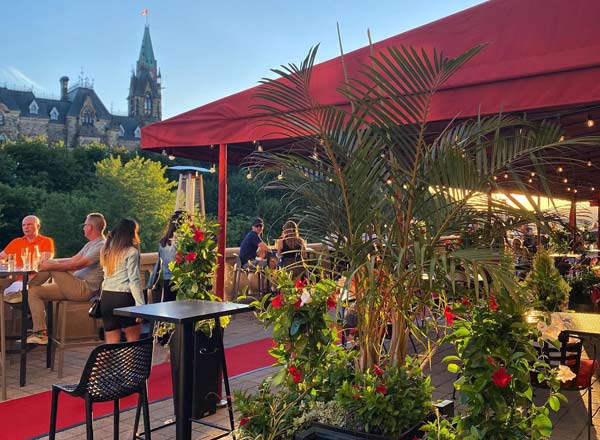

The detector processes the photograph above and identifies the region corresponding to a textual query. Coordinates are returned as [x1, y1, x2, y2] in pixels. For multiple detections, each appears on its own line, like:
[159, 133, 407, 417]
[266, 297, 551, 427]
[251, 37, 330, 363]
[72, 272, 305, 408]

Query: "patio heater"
[169, 165, 210, 215]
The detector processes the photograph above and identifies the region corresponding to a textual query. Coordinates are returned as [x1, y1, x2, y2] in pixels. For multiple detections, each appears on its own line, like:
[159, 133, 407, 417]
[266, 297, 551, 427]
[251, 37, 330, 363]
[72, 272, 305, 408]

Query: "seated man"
[26, 212, 106, 345]
[239, 218, 273, 268]
[0, 215, 55, 303]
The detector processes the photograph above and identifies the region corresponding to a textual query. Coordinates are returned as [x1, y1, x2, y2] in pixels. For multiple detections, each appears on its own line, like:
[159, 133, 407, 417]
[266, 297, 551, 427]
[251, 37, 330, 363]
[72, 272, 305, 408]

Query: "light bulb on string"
[168, 154, 175, 161]
[493, 176, 498, 181]
[588, 161, 593, 167]
[530, 172, 536, 177]
[559, 135, 565, 142]
[563, 178, 568, 184]
[573, 188, 578, 193]
[592, 187, 596, 192]
[161, 149, 167, 156]
[503, 173, 509, 179]
[557, 166, 563, 173]
[246, 170, 253, 179]
[586, 114, 595, 128]
[311, 149, 319, 161]
[386, 177, 393, 185]
[209, 164, 216, 173]
[277, 171, 284, 180]
[567, 187, 571, 192]
[528, 178, 533, 183]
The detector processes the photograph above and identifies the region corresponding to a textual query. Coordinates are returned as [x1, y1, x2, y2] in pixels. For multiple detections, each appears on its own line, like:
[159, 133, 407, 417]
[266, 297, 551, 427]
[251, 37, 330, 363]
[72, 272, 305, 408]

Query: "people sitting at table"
[0, 215, 55, 303]
[26, 213, 106, 345]
[239, 218, 274, 268]
[276, 220, 306, 278]
[100, 218, 144, 343]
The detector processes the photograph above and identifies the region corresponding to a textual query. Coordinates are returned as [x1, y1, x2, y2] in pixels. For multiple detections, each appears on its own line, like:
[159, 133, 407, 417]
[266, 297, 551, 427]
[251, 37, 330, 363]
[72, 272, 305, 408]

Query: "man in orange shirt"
[0, 215, 55, 302]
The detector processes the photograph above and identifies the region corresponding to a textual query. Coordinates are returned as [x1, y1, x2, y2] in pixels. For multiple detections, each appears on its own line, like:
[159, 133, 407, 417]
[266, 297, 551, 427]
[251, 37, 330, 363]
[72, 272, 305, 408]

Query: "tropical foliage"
[248, 42, 597, 373]
[523, 248, 571, 311]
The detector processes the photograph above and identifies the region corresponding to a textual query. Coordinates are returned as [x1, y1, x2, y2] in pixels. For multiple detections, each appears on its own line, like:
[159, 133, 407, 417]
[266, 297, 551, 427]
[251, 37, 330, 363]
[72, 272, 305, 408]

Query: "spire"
[137, 25, 156, 74]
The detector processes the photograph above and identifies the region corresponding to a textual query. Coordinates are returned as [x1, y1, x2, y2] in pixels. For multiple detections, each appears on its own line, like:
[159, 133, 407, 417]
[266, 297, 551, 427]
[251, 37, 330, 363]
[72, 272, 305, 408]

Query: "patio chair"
[232, 253, 265, 296]
[535, 335, 599, 440]
[49, 337, 154, 440]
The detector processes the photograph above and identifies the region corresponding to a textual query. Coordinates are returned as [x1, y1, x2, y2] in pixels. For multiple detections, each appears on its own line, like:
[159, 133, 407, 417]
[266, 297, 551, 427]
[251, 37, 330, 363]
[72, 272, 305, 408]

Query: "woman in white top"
[100, 218, 144, 343]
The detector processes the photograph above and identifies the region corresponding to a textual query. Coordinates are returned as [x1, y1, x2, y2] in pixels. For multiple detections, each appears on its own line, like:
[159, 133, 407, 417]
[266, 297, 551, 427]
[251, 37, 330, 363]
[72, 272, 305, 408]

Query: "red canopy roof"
[142, 0, 600, 162]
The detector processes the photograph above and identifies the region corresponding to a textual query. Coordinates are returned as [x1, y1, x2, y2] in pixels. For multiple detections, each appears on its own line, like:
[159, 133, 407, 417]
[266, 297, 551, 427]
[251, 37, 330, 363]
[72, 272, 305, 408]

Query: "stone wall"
[18, 117, 48, 138]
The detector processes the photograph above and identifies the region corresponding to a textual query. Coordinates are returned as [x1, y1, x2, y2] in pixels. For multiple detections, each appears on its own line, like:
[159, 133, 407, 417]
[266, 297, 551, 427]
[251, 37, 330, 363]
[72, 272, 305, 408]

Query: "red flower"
[327, 294, 337, 310]
[372, 365, 384, 376]
[239, 417, 250, 427]
[461, 297, 471, 306]
[288, 365, 303, 383]
[443, 305, 455, 326]
[485, 355, 498, 367]
[184, 252, 197, 262]
[375, 385, 388, 394]
[489, 295, 498, 312]
[271, 293, 284, 309]
[193, 230, 205, 242]
[492, 367, 512, 388]
[294, 298, 302, 307]
[352, 394, 361, 399]
[175, 251, 183, 264]
[295, 279, 307, 290]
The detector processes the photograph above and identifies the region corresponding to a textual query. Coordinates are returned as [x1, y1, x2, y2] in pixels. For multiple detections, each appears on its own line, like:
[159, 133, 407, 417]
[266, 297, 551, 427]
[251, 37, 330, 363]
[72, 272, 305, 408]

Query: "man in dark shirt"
[239, 218, 271, 268]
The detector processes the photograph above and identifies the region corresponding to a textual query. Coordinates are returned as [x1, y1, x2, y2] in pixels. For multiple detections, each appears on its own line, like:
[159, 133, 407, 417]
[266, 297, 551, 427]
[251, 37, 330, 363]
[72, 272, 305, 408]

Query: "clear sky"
[2, 0, 486, 119]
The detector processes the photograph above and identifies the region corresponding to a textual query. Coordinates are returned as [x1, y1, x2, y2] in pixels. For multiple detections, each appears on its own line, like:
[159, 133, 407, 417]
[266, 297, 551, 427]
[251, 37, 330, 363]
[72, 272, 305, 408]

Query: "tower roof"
[137, 25, 156, 71]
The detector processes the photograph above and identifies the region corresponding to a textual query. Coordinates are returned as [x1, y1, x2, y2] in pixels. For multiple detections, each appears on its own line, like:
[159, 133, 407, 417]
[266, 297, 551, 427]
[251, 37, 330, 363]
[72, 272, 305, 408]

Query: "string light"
[246, 170, 253, 179]
[209, 164, 216, 173]
[559, 135, 565, 142]
[168, 154, 175, 161]
[530, 172, 536, 177]
[588, 161, 593, 167]
[312, 148, 319, 160]
[567, 187, 571, 192]
[503, 173, 509, 179]
[563, 178, 568, 183]
[253, 140, 263, 153]
[557, 166, 563, 173]
[528, 178, 533, 183]
[573, 188, 578, 193]
[386, 177, 393, 185]
[586, 114, 595, 128]
[493, 176, 498, 181]
[161, 149, 167, 156]
[592, 187, 596, 192]
[277, 171, 284, 180]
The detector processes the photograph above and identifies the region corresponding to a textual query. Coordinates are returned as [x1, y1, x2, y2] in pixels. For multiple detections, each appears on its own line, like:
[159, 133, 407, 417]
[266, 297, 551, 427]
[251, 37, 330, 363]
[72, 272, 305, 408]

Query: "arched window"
[50, 107, 59, 121]
[144, 93, 152, 115]
[29, 100, 39, 115]
[134, 126, 141, 139]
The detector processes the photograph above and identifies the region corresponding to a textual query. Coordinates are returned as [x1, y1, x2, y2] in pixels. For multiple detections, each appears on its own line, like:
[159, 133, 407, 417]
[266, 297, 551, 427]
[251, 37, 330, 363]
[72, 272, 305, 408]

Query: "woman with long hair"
[158, 212, 182, 302]
[100, 218, 144, 343]
[276, 220, 306, 277]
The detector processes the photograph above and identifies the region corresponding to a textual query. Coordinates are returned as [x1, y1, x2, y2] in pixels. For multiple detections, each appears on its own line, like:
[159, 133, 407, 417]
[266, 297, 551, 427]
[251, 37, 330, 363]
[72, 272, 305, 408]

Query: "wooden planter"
[294, 400, 454, 440]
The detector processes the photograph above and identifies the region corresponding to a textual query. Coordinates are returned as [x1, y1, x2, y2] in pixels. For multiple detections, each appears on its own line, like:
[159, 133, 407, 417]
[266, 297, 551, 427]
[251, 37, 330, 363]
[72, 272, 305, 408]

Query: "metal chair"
[232, 253, 265, 296]
[49, 337, 154, 440]
[535, 335, 599, 440]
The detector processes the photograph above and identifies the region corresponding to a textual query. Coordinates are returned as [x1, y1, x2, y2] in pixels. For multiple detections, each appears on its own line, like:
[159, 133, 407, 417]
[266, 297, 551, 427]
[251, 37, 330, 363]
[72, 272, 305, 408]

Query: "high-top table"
[0, 267, 41, 391]
[114, 299, 253, 440]
[552, 312, 600, 338]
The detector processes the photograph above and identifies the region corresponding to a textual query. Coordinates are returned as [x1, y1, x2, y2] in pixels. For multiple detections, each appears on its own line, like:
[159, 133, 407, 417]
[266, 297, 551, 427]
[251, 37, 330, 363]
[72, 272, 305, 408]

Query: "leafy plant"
[523, 248, 570, 311]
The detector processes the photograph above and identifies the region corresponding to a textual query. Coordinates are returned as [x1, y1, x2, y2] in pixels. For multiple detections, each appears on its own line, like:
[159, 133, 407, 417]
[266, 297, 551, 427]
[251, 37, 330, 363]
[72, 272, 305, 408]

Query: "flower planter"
[170, 327, 222, 419]
[294, 400, 454, 440]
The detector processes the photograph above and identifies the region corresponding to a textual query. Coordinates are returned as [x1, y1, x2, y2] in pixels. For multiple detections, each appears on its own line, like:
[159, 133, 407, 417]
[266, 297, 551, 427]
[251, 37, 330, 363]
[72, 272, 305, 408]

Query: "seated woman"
[277, 220, 306, 278]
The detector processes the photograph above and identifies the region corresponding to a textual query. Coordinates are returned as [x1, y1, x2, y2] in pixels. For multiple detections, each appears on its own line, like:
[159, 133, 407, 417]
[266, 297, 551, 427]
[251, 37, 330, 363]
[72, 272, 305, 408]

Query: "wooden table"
[552, 312, 600, 338]
[115, 300, 253, 440]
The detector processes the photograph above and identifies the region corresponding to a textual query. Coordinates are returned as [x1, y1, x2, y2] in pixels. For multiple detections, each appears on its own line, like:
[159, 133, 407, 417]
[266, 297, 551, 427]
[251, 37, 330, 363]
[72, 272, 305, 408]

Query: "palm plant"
[249, 43, 596, 371]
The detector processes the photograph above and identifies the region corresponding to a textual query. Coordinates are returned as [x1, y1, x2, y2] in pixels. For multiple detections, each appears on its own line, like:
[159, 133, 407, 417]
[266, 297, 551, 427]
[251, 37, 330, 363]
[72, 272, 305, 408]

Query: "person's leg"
[47, 271, 92, 302]
[104, 329, 121, 344]
[124, 324, 141, 342]
[28, 283, 63, 333]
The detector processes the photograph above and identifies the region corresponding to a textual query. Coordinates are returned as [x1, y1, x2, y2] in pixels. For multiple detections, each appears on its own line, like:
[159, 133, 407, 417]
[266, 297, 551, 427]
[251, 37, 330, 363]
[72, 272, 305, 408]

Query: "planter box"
[295, 400, 454, 440]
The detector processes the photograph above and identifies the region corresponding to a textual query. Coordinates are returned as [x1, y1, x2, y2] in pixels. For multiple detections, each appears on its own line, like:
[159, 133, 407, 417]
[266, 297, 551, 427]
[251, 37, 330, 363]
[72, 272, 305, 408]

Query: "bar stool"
[50, 298, 102, 378]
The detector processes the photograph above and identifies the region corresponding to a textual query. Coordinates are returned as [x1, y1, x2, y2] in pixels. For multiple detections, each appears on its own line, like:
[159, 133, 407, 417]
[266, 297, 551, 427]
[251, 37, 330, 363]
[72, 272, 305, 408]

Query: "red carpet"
[0, 338, 275, 440]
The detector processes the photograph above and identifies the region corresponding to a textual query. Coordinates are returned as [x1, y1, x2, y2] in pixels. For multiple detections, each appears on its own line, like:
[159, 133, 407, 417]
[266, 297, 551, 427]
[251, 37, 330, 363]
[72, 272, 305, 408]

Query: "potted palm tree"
[233, 41, 599, 439]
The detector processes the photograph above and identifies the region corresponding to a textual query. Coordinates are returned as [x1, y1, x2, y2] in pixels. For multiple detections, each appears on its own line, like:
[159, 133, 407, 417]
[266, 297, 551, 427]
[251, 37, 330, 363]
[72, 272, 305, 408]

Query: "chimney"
[59, 76, 69, 101]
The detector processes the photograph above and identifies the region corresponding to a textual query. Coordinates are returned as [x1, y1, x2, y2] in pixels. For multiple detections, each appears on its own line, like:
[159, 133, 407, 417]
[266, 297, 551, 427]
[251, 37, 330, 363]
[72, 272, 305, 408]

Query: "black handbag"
[88, 297, 102, 319]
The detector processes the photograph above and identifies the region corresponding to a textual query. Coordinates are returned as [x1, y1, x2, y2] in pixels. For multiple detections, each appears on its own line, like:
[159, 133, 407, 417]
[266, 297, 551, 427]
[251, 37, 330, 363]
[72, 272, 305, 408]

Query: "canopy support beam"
[216, 144, 227, 299]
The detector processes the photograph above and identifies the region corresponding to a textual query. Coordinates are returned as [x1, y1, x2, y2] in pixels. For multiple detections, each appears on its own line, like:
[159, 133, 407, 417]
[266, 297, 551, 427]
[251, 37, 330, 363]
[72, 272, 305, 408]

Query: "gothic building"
[0, 25, 161, 149]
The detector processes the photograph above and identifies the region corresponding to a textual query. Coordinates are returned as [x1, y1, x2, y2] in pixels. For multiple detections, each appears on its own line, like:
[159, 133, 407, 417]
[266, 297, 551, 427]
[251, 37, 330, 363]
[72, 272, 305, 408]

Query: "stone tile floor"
[2, 312, 600, 439]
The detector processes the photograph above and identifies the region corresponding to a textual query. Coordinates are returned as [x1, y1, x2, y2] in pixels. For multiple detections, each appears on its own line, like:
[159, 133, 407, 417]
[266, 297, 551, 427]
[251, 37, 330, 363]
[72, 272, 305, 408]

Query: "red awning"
[142, 0, 600, 159]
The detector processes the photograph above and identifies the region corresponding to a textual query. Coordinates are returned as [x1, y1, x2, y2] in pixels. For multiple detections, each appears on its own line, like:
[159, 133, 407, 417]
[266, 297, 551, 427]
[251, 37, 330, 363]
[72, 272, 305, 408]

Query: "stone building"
[0, 25, 161, 149]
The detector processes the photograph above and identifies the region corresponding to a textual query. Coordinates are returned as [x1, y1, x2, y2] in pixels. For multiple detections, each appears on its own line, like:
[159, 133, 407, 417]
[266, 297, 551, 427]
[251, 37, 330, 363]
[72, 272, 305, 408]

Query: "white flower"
[537, 318, 565, 342]
[556, 364, 576, 383]
[300, 289, 312, 306]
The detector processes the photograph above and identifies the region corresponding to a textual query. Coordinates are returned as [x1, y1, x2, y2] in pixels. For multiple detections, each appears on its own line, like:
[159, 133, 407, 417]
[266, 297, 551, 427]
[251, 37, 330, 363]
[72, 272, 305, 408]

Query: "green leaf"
[548, 395, 560, 411]
[447, 363, 461, 373]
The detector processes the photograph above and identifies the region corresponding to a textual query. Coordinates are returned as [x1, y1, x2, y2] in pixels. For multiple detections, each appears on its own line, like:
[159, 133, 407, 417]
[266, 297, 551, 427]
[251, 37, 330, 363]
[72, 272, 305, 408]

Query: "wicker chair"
[49, 337, 154, 440]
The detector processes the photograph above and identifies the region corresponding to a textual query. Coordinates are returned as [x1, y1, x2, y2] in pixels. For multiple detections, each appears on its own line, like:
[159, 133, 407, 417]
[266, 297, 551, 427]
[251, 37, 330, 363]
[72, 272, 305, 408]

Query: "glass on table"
[7, 254, 16, 272]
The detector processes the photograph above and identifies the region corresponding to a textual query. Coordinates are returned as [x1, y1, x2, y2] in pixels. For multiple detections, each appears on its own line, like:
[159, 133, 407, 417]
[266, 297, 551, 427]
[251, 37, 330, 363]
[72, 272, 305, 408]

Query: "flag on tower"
[141, 9, 148, 16]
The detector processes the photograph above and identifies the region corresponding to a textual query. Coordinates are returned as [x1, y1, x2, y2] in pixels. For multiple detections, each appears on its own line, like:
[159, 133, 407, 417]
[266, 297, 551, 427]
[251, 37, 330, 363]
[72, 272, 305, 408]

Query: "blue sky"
[2, 0, 485, 119]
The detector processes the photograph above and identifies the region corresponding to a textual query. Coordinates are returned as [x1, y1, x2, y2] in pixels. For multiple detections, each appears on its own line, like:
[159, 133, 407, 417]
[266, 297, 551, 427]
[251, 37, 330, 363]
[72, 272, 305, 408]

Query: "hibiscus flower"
[492, 367, 512, 388]
[193, 230, 205, 242]
[443, 305, 455, 326]
[375, 385, 388, 394]
[288, 365, 303, 383]
[295, 278, 307, 290]
[239, 417, 250, 427]
[372, 365, 384, 376]
[327, 294, 337, 310]
[184, 252, 197, 262]
[489, 295, 499, 312]
[271, 292, 284, 309]
[175, 251, 184, 264]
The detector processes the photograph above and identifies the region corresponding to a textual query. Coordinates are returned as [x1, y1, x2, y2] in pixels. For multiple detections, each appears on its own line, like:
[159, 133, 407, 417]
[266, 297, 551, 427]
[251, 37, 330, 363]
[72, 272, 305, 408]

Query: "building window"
[29, 100, 39, 115]
[0, 134, 6, 144]
[119, 125, 125, 137]
[0, 113, 4, 125]
[50, 107, 59, 121]
[144, 93, 152, 115]
[82, 111, 94, 125]
[134, 126, 141, 138]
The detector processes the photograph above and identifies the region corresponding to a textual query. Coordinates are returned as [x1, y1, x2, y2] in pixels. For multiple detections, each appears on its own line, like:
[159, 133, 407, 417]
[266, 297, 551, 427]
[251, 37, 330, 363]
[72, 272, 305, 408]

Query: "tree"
[0, 183, 48, 247]
[94, 155, 176, 251]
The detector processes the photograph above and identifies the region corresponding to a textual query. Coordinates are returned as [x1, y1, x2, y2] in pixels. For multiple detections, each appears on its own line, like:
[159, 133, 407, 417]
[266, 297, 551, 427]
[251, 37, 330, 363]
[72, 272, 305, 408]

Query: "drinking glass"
[21, 248, 30, 270]
[7, 254, 16, 272]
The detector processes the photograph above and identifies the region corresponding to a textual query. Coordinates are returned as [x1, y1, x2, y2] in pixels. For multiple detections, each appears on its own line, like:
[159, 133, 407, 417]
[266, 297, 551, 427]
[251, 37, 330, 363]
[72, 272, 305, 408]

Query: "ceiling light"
[573, 188, 578, 193]
[567, 187, 571, 192]
[586, 114, 595, 128]
[592, 187, 596, 191]
[503, 173, 509, 179]
[563, 178, 568, 183]
[530, 172, 536, 177]
[528, 178, 533, 183]
[557, 166, 563, 173]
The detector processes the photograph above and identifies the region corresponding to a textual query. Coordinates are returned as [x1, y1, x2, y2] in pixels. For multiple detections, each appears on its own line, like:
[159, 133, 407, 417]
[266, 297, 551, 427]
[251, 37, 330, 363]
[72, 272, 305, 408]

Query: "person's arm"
[38, 253, 93, 272]
[126, 250, 145, 306]
[258, 241, 270, 253]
